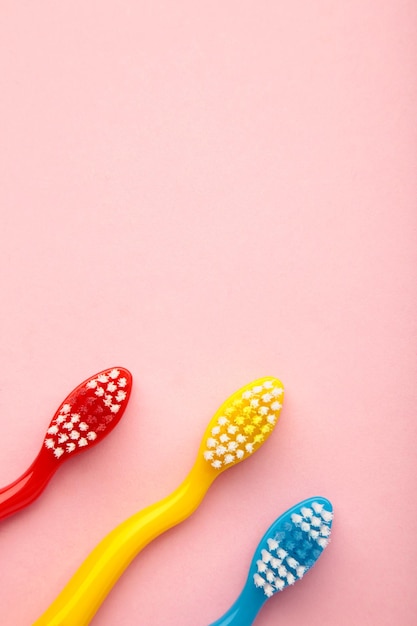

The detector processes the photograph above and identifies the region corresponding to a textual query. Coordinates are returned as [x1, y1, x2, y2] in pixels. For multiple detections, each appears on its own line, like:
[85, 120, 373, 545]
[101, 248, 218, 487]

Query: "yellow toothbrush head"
[198, 377, 284, 475]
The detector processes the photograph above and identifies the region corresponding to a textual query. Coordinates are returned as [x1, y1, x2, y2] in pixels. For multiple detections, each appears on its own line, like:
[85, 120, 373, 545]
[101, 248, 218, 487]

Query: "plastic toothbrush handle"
[0, 449, 58, 521]
[33, 460, 216, 626]
[209, 584, 265, 626]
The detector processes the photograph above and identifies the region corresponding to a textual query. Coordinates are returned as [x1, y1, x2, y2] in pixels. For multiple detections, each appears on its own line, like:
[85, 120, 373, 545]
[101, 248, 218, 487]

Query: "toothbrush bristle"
[252, 498, 333, 598]
[43, 368, 132, 460]
[202, 377, 283, 471]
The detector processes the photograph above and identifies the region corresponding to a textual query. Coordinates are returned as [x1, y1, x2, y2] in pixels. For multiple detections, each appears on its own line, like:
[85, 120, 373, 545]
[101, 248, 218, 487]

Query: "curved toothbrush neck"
[0, 447, 59, 521]
[118, 456, 218, 543]
[209, 583, 265, 626]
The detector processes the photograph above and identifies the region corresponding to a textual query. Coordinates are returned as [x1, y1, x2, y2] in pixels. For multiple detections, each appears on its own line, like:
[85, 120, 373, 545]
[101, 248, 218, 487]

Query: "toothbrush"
[34, 376, 284, 626]
[209, 496, 333, 625]
[0, 367, 132, 521]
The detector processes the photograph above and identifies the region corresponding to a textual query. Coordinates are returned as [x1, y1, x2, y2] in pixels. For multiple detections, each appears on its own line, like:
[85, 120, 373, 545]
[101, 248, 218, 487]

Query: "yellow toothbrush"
[34, 377, 284, 625]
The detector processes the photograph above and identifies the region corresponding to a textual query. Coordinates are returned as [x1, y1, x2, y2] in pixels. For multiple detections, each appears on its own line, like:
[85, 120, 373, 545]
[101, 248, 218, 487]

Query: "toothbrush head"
[42, 367, 132, 461]
[199, 377, 284, 474]
[251, 497, 333, 598]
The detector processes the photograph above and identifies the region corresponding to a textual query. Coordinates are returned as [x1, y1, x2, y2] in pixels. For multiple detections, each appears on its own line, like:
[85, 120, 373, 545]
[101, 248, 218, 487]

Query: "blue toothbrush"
[209, 496, 333, 626]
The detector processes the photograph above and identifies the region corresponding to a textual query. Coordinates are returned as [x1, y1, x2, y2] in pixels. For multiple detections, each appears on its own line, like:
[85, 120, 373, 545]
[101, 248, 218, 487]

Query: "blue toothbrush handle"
[209, 583, 265, 626]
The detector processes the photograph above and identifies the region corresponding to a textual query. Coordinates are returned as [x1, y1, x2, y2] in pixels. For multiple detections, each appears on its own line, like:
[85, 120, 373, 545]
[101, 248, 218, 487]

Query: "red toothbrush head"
[0, 367, 133, 521]
[42, 367, 133, 462]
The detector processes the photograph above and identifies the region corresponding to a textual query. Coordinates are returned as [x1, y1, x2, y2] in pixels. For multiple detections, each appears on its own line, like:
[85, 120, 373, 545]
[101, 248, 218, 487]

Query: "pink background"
[0, 1, 416, 625]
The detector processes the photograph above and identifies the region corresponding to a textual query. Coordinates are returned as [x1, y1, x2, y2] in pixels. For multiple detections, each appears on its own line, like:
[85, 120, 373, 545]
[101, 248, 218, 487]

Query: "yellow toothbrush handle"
[33, 460, 216, 626]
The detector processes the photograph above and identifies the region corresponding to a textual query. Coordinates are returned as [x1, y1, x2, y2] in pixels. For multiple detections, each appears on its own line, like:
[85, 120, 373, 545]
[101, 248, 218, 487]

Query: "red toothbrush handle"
[0, 447, 59, 521]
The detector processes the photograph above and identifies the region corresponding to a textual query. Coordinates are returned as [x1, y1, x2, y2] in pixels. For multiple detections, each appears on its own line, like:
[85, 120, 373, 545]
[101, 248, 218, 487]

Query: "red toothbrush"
[0, 367, 132, 521]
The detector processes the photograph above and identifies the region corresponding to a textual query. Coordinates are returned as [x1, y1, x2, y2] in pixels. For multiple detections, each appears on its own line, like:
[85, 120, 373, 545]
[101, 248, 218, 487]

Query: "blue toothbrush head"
[249, 497, 333, 598]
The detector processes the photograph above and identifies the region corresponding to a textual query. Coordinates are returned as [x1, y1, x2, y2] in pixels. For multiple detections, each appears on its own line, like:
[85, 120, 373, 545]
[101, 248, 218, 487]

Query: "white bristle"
[310, 530, 320, 540]
[301, 507, 313, 518]
[211, 460, 222, 469]
[321, 510, 333, 522]
[296, 566, 307, 577]
[261, 549, 272, 564]
[211, 426, 220, 436]
[236, 449, 244, 459]
[217, 416, 228, 426]
[317, 537, 330, 549]
[227, 425, 238, 435]
[219, 434, 229, 443]
[271, 557, 281, 570]
[253, 574, 265, 588]
[271, 401, 282, 411]
[47, 425, 59, 435]
[66, 442, 76, 453]
[203, 451, 213, 461]
[78, 438, 88, 447]
[227, 441, 238, 451]
[266, 569, 275, 583]
[271, 387, 283, 397]
[71, 413, 80, 423]
[267, 538, 279, 551]
[45, 438, 54, 449]
[224, 454, 235, 464]
[103, 395, 112, 407]
[277, 548, 288, 559]
[245, 443, 254, 453]
[278, 565, 287, 578]
[311, 502, 324, 514]
[264, 583, 274, 597]
[301, 522, 310, 532]
[236, 434, 246, 443]
[216, 445, 227, 456]
[257, 560, 267, 573]
[79, 422, 89, 432]
[286, 557, 299, 570]
[291, 514, 303, 525]
[242, 390, 252, 400]
[262, 393, 272, 403]
[263, 381, 273, 389]
[267, 415, 277, 424]
[250, 399, 259, 408]
[311, 516, 321, 527]
[87, 432, 97, 441]
[320, 525, 331, 537]
[258, 406, 269, 415]
[253, 386, 263, 393]
[287, 573, 296, 585]
[54, 447, 64, 458]
[275, 578, 285, 591]
[206, 438, 217, 448]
